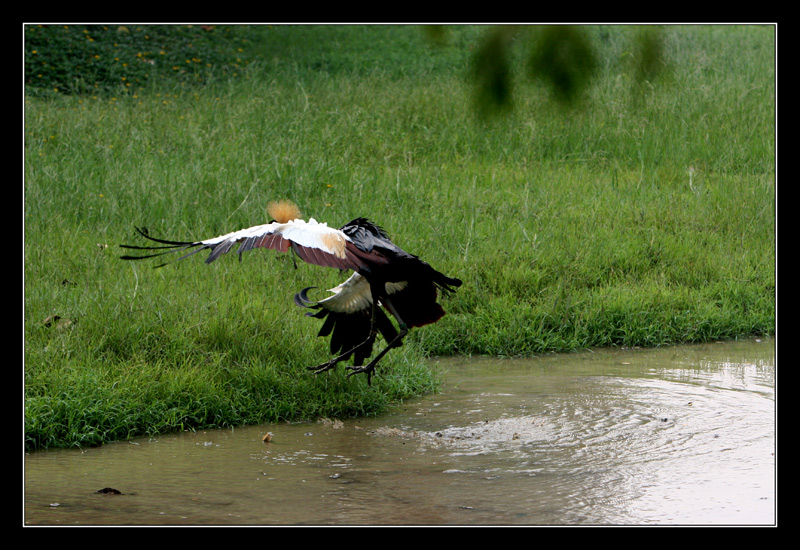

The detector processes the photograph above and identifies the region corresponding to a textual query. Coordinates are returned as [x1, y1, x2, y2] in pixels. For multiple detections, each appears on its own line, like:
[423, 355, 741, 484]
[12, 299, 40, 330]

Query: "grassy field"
[24, 25, 775, 450]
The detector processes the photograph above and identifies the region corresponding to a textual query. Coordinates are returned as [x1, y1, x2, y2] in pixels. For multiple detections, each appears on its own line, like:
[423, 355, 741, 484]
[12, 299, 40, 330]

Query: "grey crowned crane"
[120, 200, 462, 384]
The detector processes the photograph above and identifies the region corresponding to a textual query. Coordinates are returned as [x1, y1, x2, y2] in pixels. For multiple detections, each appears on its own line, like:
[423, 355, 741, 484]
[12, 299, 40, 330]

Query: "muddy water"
[24, 338, 775, 526]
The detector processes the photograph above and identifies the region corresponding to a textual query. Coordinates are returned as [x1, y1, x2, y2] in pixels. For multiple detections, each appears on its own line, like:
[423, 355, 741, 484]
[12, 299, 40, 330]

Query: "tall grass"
[24, 25, 775, 450]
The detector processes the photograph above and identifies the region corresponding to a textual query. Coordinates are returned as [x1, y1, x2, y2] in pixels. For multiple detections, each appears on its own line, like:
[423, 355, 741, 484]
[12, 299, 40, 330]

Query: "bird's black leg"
[307, 293, 380, 375]
[346, 297, 408, 385]
[306, 327, 378, 375]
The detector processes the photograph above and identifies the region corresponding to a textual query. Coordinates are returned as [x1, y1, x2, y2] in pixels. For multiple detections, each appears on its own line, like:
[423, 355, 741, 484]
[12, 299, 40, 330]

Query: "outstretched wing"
[120, 218, 366, 272]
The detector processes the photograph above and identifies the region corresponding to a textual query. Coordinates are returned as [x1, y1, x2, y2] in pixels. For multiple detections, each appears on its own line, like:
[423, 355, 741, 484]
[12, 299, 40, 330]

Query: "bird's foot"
[307, 361, 339, 375]
[346, 363, 377, 385]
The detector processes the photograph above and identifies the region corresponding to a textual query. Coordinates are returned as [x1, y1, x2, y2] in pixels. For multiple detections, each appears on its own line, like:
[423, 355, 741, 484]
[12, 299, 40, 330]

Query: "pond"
[24, 337, 775, 525]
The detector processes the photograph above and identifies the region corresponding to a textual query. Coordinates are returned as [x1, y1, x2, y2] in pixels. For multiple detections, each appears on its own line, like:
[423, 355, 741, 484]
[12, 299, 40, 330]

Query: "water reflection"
[24, 338, 775, 525]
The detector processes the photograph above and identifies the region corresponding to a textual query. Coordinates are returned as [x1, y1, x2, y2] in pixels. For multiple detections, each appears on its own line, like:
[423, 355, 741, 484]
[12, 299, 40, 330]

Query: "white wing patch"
[201, 218, 349, 258]
[315, 272, 408, 313]
[201, 223, 274, 246]
[279, 218, 348, 259]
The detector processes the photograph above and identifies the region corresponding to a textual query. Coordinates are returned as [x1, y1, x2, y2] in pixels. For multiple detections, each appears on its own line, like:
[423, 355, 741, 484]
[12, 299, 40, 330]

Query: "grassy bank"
[24, 25, 775, 450]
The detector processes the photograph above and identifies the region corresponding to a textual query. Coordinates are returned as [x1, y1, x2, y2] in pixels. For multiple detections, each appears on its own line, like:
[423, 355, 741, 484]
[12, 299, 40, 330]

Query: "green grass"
[24, 25, 775, 450]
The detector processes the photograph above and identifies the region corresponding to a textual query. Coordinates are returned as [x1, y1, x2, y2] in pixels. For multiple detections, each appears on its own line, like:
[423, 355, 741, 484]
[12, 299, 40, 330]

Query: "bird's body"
[121, 205, 462, 383]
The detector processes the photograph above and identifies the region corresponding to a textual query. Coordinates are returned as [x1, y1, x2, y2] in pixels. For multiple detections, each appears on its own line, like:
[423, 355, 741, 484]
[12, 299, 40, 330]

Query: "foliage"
[24, 24, 256, 96]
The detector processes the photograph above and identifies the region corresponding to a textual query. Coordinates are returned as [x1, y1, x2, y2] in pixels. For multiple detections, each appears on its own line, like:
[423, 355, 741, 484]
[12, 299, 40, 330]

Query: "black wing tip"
[119, 226, 203, 266]
[130, 226, 197, 247]
[294, 287, 320, 308]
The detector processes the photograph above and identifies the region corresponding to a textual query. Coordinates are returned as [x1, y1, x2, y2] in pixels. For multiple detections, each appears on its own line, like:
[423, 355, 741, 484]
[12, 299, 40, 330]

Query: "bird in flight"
[120, 200, 462, 384]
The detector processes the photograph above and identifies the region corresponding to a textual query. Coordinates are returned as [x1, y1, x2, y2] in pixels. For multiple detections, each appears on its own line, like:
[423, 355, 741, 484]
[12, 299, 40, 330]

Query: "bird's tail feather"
[392, 269, 462, 328]
[434, 274, 463, 293]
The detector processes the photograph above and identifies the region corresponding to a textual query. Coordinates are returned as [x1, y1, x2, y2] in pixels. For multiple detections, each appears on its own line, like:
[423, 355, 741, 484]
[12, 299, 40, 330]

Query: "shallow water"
[24, 338, 775, 526]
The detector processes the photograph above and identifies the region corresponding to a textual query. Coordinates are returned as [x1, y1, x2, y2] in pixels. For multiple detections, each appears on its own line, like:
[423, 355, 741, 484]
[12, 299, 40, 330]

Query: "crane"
[120, 200, 462, 384]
